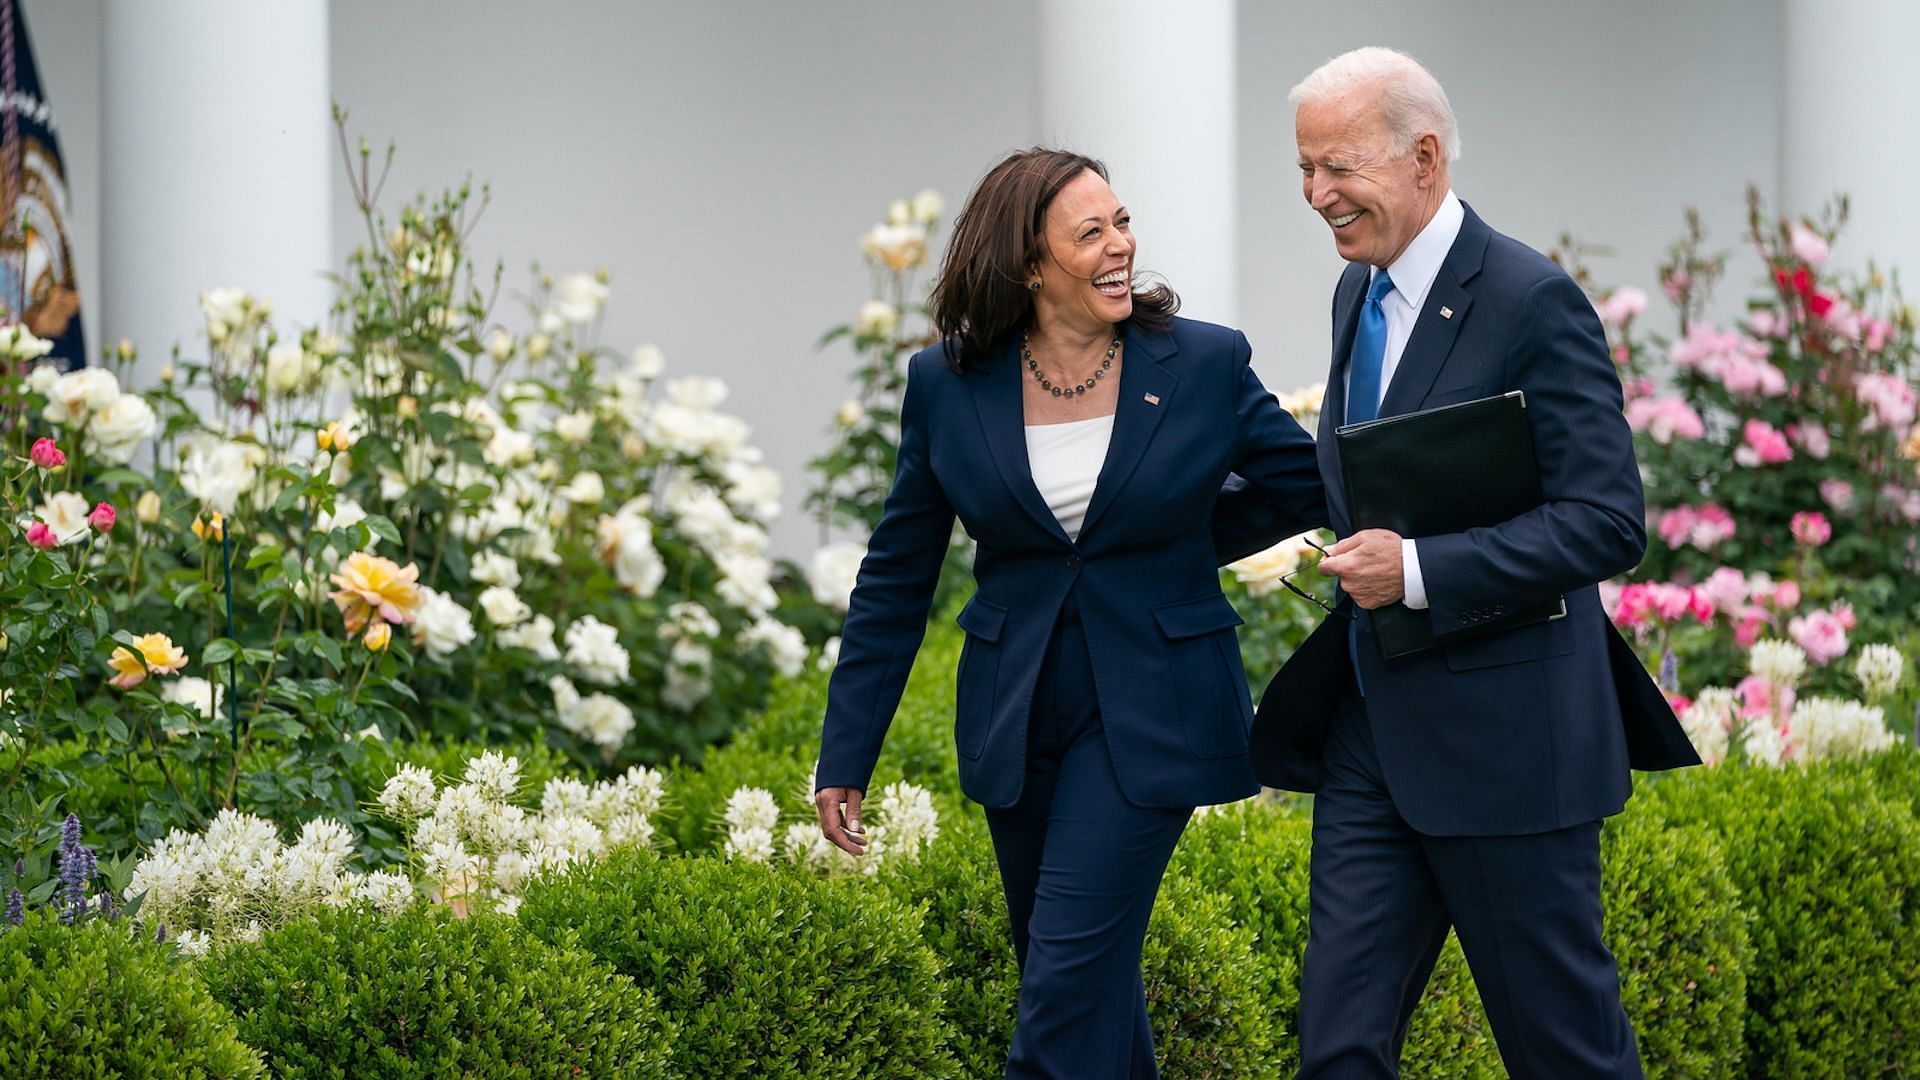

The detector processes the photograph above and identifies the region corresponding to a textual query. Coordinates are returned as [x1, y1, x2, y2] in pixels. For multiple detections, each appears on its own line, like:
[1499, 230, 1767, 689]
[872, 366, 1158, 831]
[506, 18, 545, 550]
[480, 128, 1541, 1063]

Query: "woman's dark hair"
[929, 148, 1179, 373]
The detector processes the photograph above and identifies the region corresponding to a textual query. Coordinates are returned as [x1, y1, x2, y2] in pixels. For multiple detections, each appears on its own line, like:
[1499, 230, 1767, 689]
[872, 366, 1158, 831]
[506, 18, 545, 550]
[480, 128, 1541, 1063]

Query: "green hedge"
[519, 846, 957, 1078]
[200, 906, 670, 1078]
[0, 913, 263, 1079]
[1639, 761, 1920, 1079]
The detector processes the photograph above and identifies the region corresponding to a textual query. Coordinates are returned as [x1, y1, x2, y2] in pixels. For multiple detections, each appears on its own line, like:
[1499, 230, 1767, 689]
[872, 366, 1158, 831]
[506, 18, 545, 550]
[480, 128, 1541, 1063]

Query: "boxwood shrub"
[199, 905, 669, 1078]
[0, 912, 263, 1079]
[1638, 761, 1920, 1078]
[518, 847, 956, 1078]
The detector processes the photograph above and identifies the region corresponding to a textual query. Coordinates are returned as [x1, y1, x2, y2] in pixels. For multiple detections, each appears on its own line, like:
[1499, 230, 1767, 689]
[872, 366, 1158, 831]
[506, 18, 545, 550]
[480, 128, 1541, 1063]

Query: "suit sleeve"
[815, 355, 957, 794]
[1414, 273, 1647, 631]
[1221, 330, 1328, 549]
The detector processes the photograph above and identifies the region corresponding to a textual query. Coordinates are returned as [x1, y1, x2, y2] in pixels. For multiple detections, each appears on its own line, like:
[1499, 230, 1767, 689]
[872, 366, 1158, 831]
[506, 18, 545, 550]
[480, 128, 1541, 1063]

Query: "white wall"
[20, 1, 1801, 557]
[1237, 1, 1783, 395]
[328, 0, 1039, 559]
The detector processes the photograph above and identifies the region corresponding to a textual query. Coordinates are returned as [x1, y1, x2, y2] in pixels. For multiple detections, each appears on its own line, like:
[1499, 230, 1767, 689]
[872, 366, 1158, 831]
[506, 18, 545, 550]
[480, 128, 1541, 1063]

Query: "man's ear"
[1413, 133, 1443, 187]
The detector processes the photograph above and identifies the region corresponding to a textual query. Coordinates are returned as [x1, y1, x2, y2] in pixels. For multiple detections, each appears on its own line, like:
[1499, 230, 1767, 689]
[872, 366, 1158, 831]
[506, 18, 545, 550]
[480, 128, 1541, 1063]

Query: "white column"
[1036, 0, 1237, 326]
[1781, 0, 1920, 269]
[101, 0, 331, 389]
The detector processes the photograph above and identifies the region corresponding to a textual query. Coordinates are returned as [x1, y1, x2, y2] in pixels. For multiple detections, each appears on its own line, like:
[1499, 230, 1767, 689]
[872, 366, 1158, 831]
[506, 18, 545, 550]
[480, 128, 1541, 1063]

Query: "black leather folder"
[1336, 390, 1565, 658]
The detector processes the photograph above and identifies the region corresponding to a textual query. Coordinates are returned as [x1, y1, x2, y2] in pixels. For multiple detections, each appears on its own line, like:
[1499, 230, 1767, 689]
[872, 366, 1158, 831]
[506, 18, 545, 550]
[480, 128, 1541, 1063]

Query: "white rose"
[552, 273, 609, 323]
[199, 287, 250, 332]
[0, 324, 54, 363]
[41, 367, 120, 426]
[560, 470, 605, 506]
[738, 616, 807, 678]
[818, 635, 842, 671]
[809, 541, 867, 613]
[498, 613, 559, 660]
[665, 375, 729, 412]
[595, 512, 666, 597]
[715, 552, 778, 615]
[723, 461, 782, 524]
[264, 341, 312, 394]
[663, 666, 713, 712]
[485, 329, 515, 362]
[485, 427, 535, 467]
[564, 615, 630, 685]
[911, 188, 945, 224]
[861, 222, 929, 272]
[558, 691, 634, 751]
[159, 676, 224, 728]
[630, 344, 666, 379]
[554, 411, 595, 444]
[1226, 533, 1321, 598]
[25, 362, 60, 394]
[32, 491, 91, 545]
[836, 399, 867, 428]
[478, 585, 532, 627]
[179, 436, 263, 515]
[315, 497, 370, 541]
[411, 586, 477, 659]
[84, 394, 158, 465]
[855, 300, 898, 341]
[470, 551, 522, 589]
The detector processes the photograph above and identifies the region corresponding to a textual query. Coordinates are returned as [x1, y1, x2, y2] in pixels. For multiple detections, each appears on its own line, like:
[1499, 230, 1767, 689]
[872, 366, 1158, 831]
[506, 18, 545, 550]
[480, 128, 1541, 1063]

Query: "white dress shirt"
[1026, 414, 1116, 542]
[1344, 188, 1464, 610]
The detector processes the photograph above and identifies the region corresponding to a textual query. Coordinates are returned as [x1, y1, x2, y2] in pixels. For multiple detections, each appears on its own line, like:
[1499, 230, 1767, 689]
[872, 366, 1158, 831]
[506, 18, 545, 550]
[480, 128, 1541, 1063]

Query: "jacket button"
[1065, 554, 1081, 570]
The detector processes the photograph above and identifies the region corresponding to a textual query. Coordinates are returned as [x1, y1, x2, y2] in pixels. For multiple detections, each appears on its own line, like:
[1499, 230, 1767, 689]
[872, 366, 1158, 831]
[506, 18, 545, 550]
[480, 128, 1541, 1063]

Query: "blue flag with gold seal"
[1, 0, 84, 370]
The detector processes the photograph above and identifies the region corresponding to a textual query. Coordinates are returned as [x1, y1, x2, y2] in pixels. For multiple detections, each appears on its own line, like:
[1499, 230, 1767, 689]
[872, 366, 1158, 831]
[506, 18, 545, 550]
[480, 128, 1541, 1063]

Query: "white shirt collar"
[1370, 189, 1463, 313]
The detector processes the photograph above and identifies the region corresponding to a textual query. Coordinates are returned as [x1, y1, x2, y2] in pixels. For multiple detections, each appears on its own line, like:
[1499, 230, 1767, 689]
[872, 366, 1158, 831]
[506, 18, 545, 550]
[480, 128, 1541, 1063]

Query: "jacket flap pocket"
[1443, 619, 1573, 672]
[956, 596, 1008, 643]
[1153, 594, 1245, 640]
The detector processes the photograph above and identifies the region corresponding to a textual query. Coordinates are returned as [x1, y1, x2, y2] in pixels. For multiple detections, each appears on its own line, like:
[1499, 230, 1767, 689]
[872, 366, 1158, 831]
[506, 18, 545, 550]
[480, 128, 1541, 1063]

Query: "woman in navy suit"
[813, 148, 1324, 1078]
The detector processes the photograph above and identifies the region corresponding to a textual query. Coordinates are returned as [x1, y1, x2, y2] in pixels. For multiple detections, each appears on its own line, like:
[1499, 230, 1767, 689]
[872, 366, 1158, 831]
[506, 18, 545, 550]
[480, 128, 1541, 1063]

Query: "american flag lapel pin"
[1144, 393, 1160, 406]
[1439, 306, 1454, 320]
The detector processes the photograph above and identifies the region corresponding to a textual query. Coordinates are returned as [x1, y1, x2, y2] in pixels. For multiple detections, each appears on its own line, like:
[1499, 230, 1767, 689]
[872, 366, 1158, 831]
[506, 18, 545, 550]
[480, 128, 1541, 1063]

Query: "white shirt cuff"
[1401, 538, 1428, 610]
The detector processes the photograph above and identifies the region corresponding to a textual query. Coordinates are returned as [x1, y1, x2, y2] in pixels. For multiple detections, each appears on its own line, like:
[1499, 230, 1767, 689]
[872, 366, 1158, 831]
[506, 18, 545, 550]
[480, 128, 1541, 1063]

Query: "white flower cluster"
[1749, 639, 1809, 688]
[657, 602, 719, 712]
[1679, 687, 1739, 767]
[127, 808, 413, 954]
[30, 364, 160, 466]
[724, 776, 940, 877]
[1683, 684, 1900, 768]
[807, 541, 866, 614]
[1854, 644, 1906, 701]
[380, 752, 666, 915]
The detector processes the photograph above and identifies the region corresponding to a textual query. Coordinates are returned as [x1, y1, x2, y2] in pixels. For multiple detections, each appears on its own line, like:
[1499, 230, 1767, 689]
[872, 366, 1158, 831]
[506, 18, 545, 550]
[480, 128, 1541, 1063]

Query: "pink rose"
[1625, 396, 1705, 445]
[1686, 587, 1715, 624]
[1855, 372, 1918, 433]
[1656, 507, 1695, 549]
[1596, 287, 1649, 327]
[1773, 580, 1802, 610]
[89, 502, 116, 533]
[1611, 582, 1654, 629]
[1736, 674, 1788, 718]
[1789, 511, 1831, 547]
[1787, 609, 1849, 665]
[1648, 583, 1692, 622]
[1788, 222, 1830, 269]
[1621, 377, 1656, 402]
[1833, 603, 1856, 631]
[1701, 567, 1748, 614]
[29, 437, 65, 470]
[1734, 419, 1793, 467]
[1747, 309, 1787, 339]
[1787, 423, 1831, 460]
[1663, 271, 1691, 304]
[1690, 504, 1737, 550]
[1881, 483, 1920, 523]
[25, 521, 57, 550]
[1818, 478, 1855, 514]
[1733, 608, 1771, 648]
[1714, 356, 1789, 399]
[1864, 318, 1894, 354]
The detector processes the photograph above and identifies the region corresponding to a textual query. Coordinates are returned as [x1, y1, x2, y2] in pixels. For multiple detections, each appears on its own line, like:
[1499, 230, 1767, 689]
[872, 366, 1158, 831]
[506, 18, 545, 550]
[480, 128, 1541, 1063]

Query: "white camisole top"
[1024, 414, 1116, 542]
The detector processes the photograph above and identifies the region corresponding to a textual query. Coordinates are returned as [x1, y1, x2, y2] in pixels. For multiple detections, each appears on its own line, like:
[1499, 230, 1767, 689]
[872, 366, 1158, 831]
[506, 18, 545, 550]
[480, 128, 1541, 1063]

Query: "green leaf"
[202, 639, 240, 666]
[365, 515, 403, 547]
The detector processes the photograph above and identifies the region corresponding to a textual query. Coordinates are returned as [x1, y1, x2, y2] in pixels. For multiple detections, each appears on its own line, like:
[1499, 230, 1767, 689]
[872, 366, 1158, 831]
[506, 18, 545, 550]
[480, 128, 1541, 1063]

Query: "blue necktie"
[1346, 270, 1396, 425]
[1344, 270, 1394, 693]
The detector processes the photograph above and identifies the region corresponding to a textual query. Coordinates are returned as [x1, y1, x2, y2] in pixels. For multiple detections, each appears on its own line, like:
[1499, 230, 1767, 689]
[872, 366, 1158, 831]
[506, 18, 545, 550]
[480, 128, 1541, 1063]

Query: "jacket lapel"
[1078, 321, 1178, 541]
[1376, 205, 1490, 418]
[1321, 264, 1369, 533]
[971, 335, 1072, 545]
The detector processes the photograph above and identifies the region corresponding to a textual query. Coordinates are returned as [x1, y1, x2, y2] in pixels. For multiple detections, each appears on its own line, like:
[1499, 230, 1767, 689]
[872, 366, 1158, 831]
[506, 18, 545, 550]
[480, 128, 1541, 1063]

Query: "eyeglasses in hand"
[1277, 533, 1353, 620]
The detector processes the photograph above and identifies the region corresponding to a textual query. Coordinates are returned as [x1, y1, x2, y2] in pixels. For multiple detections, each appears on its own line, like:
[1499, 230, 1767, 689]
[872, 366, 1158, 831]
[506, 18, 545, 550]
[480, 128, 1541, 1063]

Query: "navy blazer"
[1239, 205, 1697, 837]
[816, 317, 1326, 809]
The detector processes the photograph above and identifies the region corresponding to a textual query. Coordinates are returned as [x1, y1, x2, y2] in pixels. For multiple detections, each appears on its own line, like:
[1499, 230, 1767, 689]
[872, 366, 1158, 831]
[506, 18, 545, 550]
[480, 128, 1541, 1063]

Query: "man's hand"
[1317, 528, 1405, 610]
[814, 786, 868, 856]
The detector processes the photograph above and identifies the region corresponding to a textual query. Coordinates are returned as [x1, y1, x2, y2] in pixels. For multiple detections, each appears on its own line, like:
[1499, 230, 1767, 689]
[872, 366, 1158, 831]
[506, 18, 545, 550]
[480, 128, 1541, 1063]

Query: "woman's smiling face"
[1032, 169, 1136, 334]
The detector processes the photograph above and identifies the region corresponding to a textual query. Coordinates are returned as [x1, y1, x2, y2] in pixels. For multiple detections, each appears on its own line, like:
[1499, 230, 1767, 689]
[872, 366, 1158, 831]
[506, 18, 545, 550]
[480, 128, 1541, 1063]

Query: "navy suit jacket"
[1237, 205, 1697, 837]
[817, 317, 1326, 809]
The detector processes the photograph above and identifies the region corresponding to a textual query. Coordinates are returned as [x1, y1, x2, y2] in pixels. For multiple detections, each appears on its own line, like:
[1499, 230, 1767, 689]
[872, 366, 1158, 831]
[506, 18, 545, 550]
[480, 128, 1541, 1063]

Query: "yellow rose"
[135, 490, 162, 525]
[328, 551, 423, 633]
[191, 511, 225, 541]
[317, 421, 354, 453]
[363, 622, 393, 652]
[108, 633, 189, 690]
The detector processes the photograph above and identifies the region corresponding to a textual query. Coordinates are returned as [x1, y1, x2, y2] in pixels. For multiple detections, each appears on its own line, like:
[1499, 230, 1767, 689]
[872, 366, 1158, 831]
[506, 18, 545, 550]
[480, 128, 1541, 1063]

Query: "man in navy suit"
[1243, 47, 1699, 1078]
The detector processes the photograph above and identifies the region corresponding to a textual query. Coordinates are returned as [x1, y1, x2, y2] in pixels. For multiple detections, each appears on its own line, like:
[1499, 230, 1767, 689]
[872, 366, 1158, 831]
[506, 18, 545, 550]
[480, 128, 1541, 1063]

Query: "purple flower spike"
[4, 888, 21, 927]
[1658, 651, 1679, 694]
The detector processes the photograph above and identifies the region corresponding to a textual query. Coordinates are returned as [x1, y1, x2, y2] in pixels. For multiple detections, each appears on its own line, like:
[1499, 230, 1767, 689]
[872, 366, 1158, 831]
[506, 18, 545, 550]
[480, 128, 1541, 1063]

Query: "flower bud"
[89, 503, 116, 533]
[364, 622, 393, 652]
[28, 437, 65, 470]
[397, 395, 419, 419]
[136, 491, 162, 525]
[115, 339, 136, 362]
[25, 521, 56, 550]
[525, 333, 551, 361]
[159, 363, 176, 384]
[191, 512, 225, 542]
[317, 421, 354, 453]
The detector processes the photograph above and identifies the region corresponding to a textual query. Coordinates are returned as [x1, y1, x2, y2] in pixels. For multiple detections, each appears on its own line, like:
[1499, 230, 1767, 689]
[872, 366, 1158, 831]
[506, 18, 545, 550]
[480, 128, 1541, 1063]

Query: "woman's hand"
[814, 786, 870, 856]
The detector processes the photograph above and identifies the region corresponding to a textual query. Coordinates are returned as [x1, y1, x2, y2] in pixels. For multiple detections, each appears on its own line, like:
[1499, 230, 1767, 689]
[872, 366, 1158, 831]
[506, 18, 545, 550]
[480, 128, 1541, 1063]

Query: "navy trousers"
[1298, 686, 1643, 1079]
[985, 591, 1193, 1080]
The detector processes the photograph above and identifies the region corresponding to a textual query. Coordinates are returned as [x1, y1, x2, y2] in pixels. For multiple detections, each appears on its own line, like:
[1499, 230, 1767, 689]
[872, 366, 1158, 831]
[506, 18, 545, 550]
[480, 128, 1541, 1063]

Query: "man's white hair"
[1289, 47, 1462, 164]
